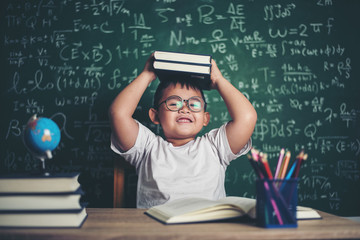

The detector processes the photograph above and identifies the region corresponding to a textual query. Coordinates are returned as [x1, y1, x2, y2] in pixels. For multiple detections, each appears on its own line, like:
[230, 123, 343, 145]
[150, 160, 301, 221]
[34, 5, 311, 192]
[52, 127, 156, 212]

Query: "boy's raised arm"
[210, 60, 257, 154]
[109, 55, 157, 152]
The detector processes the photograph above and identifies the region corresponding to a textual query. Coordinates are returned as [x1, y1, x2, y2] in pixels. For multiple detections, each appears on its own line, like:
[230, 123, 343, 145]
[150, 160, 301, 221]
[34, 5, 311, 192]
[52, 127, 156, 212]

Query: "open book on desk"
[145, 197, 321, 224]
[297, 206, 322, 220]
[146, 197, 256, 224]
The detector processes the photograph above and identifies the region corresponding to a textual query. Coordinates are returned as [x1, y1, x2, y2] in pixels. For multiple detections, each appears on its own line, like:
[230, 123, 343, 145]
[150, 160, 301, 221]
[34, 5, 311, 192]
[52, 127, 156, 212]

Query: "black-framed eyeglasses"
[157, 95, 206, 112]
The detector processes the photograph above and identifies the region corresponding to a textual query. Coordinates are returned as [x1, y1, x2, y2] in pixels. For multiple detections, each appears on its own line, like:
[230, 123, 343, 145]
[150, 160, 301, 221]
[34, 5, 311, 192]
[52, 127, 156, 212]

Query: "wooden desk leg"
[113, 160, 125, 208]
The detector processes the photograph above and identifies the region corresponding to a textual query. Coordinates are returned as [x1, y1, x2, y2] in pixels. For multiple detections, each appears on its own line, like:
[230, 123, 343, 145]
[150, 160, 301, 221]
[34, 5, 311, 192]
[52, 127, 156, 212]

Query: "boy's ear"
[149, 108, 160, 124]
[203, 112, 210, 126]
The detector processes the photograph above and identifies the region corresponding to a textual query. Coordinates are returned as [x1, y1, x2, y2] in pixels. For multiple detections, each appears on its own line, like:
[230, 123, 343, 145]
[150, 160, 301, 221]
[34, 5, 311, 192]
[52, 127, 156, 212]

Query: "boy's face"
[149, 83, 210, 146]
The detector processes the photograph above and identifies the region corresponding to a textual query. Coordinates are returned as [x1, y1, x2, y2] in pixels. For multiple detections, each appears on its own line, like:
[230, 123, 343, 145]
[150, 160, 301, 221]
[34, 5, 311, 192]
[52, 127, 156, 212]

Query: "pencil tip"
[297, 150, 305, 159]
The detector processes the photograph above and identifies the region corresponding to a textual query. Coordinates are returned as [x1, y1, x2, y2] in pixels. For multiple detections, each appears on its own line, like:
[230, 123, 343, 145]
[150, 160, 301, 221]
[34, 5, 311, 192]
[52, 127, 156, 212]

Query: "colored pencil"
[250, 148, 260, 161]
[260, 153, 273, 179]
[247, 154, 261, 178]
[284, 160, 297, 180]
[279, 151, 291, 179]
[274, 148, 285, 179]
[267, 186, 284, 225]
[280, 159, 298, 192]
[293, 153, 308, 178]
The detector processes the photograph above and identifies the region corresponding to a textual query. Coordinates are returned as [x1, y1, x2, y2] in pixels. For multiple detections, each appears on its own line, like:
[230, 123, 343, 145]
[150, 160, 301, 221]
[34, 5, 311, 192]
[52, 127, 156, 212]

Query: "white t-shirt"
[111, 121, 251, 208]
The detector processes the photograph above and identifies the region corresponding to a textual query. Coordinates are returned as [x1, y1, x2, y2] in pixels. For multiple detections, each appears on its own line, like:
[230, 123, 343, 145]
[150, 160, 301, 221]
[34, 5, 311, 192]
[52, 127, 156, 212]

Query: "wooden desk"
[1, 208, 360, 240]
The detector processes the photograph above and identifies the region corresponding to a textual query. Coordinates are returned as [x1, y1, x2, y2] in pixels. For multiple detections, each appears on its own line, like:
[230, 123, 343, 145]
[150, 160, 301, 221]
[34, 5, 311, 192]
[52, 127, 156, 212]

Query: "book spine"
[0, 207, 86, 214]
[155, 69, 211, 90]
[0, 187, 84, 196]
[154, 51, 212, 64]
[154, 59, 211, 67]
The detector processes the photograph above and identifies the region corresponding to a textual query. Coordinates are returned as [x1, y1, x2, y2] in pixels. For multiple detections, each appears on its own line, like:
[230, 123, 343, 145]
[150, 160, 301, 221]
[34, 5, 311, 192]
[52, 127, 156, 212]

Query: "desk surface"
[1, 208, 360, 240]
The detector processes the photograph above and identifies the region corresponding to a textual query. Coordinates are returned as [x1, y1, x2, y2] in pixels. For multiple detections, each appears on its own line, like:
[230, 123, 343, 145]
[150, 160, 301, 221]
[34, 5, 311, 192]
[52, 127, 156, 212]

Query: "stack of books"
[153, 51, 212, 90]
[0, 172, 87, 228]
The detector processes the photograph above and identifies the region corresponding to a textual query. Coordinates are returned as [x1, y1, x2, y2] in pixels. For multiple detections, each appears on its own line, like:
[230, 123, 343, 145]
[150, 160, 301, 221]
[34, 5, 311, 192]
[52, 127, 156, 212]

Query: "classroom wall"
[1, 0, 359, 216]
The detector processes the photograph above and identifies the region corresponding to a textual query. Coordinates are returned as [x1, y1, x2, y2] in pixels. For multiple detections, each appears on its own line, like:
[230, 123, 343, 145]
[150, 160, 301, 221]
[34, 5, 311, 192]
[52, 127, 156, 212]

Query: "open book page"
[296, 206, 322, 220]
[147, 198, 228, 218]
[145, 197, 256, 224]
[216, 197, 256, 215]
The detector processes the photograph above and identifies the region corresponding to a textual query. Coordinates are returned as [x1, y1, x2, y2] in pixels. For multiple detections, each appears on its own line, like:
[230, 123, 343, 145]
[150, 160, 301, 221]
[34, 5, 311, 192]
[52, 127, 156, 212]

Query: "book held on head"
[153, 51, 212, 90]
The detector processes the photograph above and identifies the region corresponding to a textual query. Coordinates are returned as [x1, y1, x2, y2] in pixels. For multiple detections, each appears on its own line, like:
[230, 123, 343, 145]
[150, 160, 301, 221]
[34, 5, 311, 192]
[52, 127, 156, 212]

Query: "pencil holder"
[256, 179, 298, 228]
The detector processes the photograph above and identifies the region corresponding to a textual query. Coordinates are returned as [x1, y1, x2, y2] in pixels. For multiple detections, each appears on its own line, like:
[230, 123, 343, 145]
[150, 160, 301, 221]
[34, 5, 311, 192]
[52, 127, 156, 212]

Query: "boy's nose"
[179, 100, 190, 113]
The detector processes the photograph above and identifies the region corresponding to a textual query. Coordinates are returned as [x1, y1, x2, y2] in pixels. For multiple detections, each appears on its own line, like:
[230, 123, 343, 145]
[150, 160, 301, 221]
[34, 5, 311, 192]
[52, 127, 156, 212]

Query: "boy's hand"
[209, 59, 225, 90]
[142, 53, 157, 82]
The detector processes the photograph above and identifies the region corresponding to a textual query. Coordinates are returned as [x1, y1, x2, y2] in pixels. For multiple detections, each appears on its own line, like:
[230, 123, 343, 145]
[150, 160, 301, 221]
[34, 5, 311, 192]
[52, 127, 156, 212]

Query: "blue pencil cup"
[256, 179, 298, 228]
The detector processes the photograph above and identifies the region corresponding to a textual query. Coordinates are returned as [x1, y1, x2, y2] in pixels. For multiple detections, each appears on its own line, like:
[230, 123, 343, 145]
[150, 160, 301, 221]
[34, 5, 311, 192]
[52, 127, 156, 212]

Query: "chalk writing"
[1, 0, 359, 214]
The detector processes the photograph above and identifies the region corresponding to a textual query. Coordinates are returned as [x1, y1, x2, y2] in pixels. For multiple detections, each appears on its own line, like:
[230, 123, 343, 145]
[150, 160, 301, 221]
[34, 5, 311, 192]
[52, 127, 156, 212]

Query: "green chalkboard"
[1, 0, 359, 216]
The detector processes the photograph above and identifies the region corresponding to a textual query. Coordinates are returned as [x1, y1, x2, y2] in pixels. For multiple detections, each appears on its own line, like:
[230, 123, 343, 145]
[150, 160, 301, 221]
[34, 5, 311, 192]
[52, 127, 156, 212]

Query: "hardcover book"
[153, 51, 212, 90]
[0, 187, 84, 210]
[0, 172, 80, 193]
[0, 208, 87, 228]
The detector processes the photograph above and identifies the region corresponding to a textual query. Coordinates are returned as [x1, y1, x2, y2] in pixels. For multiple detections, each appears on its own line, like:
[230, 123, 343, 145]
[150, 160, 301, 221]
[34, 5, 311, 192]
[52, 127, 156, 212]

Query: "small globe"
[24, 115, 61, 159]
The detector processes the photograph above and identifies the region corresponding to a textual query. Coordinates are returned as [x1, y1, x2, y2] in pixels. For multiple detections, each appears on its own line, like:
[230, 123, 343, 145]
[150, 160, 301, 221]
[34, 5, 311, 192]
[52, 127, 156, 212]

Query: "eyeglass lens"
[166, 96, 203, 112]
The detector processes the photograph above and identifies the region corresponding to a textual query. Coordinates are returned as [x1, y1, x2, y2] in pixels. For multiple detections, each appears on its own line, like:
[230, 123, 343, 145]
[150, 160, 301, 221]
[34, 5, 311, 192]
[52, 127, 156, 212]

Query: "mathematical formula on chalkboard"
[1, 0, 359, 215]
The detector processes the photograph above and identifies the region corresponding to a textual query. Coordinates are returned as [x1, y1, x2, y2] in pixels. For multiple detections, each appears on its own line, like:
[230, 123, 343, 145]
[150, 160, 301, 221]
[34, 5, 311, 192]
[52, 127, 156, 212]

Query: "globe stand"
[39, 150, 53, 176]
[39, 158, 50, 176]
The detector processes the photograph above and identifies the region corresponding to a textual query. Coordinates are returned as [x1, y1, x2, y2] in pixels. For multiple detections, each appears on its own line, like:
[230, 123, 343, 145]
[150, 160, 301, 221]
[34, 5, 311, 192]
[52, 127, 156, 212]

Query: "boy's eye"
[167, 100, 182, 109]
[190, 101, 202, 110]
[168, 102, 179, 106]
[176, 101, 182, 109]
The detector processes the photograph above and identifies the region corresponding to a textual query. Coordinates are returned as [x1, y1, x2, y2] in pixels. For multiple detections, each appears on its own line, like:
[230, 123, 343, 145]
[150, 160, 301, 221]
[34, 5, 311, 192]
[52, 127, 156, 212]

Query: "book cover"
[0, 172, 80, 193]
[0, 207, 87, 228]
[0, 187, 84, 211]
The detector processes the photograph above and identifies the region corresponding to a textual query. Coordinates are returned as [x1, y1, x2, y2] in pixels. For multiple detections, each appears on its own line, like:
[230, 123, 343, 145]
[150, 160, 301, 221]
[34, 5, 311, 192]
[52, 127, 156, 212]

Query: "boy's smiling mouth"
[176, 116, 193, 123]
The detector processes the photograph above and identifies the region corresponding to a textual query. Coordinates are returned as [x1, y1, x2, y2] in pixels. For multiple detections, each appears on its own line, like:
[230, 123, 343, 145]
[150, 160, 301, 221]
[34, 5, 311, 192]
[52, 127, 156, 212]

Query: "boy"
[109, 54, 257, 208]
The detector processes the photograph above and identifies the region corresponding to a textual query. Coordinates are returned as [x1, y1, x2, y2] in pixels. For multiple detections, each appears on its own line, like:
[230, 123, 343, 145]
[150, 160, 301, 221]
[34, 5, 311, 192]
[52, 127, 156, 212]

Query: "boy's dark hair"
[153, 78, 207, 111]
